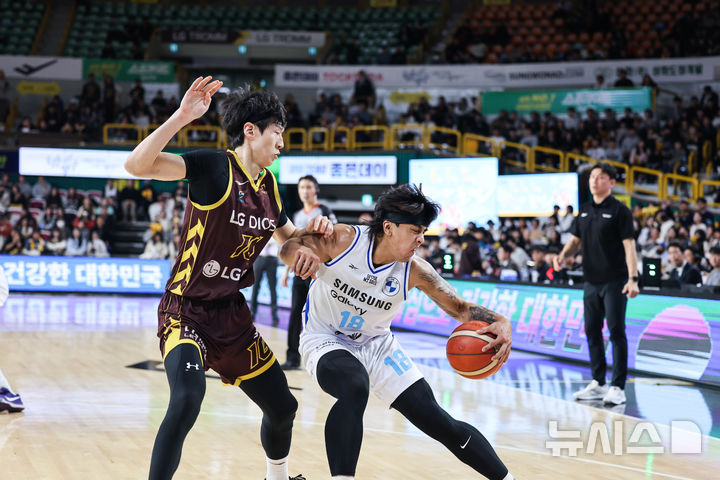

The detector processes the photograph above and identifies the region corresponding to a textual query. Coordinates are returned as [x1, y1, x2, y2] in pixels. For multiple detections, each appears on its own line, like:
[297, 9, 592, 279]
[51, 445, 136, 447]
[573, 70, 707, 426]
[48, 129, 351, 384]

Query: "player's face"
[589, 169, 614, 197]
[253, 122, 284, 167]
[389, 223, 427, 262]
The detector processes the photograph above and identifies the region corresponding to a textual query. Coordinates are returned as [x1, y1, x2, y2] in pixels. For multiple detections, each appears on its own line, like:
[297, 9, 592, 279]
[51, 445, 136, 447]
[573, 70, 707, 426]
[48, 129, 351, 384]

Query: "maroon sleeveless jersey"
[165, 150, 283, 300]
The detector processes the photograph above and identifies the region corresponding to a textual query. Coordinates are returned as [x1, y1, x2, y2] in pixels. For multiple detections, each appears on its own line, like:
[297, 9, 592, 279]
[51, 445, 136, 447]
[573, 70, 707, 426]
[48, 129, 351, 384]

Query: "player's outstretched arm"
[277, 223, 356, 280]
[410, 256, 512, 364]
[125, 76, 223, 181]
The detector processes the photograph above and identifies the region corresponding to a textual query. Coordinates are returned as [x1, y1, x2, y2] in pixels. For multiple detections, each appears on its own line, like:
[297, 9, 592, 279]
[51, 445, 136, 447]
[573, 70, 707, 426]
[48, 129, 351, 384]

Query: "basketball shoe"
[602, 386, 626, 405]
[0, 387, 24, 413]
[573, 380, 608, 400]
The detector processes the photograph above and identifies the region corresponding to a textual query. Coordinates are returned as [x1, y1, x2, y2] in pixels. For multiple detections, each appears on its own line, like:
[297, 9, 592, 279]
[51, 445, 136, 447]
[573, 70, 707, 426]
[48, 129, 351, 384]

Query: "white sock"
[266, 455, 288, 480]
[0, 368, 11, 391]
[502, 473, 514, 480]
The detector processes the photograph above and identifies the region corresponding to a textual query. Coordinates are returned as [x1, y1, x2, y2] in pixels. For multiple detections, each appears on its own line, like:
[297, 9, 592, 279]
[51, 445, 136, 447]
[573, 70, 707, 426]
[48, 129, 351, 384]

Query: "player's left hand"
[290, 246, 322, 280]
[306, 215, 333, 237]
[622, 279, 640, 298]
[478, 316, 512, 364]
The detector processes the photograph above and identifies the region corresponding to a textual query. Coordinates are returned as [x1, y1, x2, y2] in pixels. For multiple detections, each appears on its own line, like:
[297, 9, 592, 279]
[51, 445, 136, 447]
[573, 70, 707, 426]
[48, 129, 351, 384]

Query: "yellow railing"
[426, 126, 461, 154]
[184, 125, 222, 149]
[307, 127, 330, 151]
[662, 173, 698, 201]
[389, 124, 426, 150]
[462, 133, 497, 157]
[499, 141, 532, 171]
[532, 146, 566, 173]
[352, 125, 390, 150]
[103, 124, 142, 145]
[629, 166, 663, 198]
[101, 122, 712, 204]
[283, 127, 307, 151]
[699, 180, 720, 207]
[330, 126, 353, 151]
[566, 152, 596, 171]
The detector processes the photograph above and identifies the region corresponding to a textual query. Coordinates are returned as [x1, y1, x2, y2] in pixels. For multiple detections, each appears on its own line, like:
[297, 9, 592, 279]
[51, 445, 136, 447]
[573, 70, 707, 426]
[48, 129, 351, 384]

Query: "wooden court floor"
[0, 295, 718, 479]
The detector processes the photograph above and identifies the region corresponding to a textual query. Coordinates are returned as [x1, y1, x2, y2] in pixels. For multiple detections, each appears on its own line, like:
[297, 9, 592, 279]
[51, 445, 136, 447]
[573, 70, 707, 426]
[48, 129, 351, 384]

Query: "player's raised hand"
[477, 316, 512, 364]
[307, 215, 334, 237]
[178, 76, 223, 122]
[290, 246, 321, 280]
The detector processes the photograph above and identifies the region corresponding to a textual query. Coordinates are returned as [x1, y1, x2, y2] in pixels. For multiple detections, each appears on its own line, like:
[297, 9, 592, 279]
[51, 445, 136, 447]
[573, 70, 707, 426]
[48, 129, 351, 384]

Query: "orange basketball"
[446, 321, 502, 379]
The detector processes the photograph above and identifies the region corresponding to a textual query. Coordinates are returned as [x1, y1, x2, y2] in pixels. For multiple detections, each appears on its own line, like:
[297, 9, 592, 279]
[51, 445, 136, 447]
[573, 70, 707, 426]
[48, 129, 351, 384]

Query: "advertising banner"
[392, 279, 720, 386]
[481, 87, 653, 114]
[83, 59, 175, 83]
[0, 150, 19, 173]
[0, 55, 83, 81]
[276, 56, 717, 89]
[279, 155, 397, 185]
[1, 255, 171, 294]
[19, 147, 140, 179]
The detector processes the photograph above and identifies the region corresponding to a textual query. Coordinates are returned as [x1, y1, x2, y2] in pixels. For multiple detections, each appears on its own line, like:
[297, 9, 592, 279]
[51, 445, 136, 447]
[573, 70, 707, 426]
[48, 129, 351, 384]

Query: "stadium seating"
[0, 0, 46, 55]
[63, 1, 439, 63]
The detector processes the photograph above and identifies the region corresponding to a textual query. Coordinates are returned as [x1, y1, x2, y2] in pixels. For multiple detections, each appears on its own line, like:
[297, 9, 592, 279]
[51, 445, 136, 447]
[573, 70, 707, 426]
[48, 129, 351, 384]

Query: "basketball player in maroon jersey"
[125, 76, 332, 480]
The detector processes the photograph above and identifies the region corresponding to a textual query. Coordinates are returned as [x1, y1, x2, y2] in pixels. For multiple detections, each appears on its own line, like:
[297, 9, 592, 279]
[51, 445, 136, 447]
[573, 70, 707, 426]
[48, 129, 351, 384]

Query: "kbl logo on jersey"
[382, 277, 400, 296]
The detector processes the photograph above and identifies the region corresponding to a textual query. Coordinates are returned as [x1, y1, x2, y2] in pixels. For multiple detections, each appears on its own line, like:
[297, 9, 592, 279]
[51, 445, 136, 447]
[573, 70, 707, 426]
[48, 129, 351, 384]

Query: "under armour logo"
[186, 362, 200, 371]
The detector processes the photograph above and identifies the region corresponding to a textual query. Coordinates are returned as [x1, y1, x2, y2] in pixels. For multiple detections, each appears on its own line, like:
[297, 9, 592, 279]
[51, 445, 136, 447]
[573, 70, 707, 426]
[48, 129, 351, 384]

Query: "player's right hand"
[291, 246, 321, 280]
[178, 76, 223, 121]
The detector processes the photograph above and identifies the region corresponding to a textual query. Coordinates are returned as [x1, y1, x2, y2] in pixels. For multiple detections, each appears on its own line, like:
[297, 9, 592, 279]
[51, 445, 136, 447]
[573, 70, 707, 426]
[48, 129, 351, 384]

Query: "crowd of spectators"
[446, 1, 720, 64]
[418, 198, 720, 288]
[0, 173, 184, 259]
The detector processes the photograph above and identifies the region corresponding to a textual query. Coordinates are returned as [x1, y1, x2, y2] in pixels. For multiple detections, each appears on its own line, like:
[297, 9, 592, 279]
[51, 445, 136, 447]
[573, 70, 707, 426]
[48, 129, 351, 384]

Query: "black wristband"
[630, 276, 639, 282]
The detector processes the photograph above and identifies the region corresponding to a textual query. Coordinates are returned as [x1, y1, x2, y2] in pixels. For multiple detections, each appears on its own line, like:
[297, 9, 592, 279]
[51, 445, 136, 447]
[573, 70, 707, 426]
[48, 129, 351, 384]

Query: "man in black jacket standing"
[554, 163, 639, 406]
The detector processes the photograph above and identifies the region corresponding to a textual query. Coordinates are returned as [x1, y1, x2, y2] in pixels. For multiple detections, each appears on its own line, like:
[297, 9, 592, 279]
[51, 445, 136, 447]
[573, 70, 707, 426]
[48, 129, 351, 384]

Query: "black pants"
[286, 276, 310, 364]
[584, 279, 628, 389]
[250, 255, 279, 320]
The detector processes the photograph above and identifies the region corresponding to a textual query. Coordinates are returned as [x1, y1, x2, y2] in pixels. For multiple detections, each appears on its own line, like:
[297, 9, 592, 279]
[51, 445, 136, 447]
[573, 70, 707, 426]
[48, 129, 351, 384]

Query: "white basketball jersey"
[304, 225, 410, 345]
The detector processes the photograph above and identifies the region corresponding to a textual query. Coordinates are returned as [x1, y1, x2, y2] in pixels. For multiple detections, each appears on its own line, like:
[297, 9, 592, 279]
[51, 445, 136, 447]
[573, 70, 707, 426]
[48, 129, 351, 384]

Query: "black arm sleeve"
[181, 150, 229, 206]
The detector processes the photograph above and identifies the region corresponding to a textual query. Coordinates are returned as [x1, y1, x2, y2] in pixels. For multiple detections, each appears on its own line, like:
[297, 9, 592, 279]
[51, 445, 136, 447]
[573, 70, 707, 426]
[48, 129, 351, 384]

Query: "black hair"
[298, 175, 320, 193]
[710, 246, 720, 255]
[221, 87, 287, 148]
[667, 241, 682, 252]
[366, 184, 440, 239]
[590, 162, 618, 180]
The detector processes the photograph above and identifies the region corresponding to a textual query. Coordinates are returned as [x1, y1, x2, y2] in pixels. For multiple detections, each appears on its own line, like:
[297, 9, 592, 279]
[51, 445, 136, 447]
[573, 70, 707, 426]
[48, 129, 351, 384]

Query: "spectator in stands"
[701, 86, 718, 110]
[31, 176, 51, 199]
[2, 229, 23, 255]
[283, 94, 304, 129]
[101, 42, 117, 59]
[9, 185, 27, 210]
[705, 246, 720, 286]
[613, 69, 634, 87]
[119, 182, 139, 222]
[492, 243, 522, 281]
[22, 230, 45, 256]
[81, 73, 101, 108]
[352, 70, 375, 108]
[529, 245, 551, 283]
[130, 78, 145, 104]
[17, 116, 37, 134]
[87, 230, 109, 257]
[140, 232, 169, 259]
[37, 207, 57, 233]
[457, 234, 483, 277]
[45, 228, 66, 256]
[629, 140, 650, 167]
[65, 227, 88, 256]
[666, 242, 702, 285]
[151, 90, 168, 118]
[16, 175, 31, 199]
[640, 74, 657, 89]
[138, 180, 156, 220]
[0, 185, 10, 213]
[103, 73, 116, 124]
[695, 197, 716, 227]
[104, 179, 118, 199]
[586, 138, 606, 160]
[594, 74, 606, 89]
[690, 212, 709, 238]
[0, 213, 11, 248]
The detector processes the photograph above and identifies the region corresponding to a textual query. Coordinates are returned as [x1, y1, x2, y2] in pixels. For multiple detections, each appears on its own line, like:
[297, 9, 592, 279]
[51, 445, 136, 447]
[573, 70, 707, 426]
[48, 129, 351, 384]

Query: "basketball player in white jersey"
[279, 184, 515, 480]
